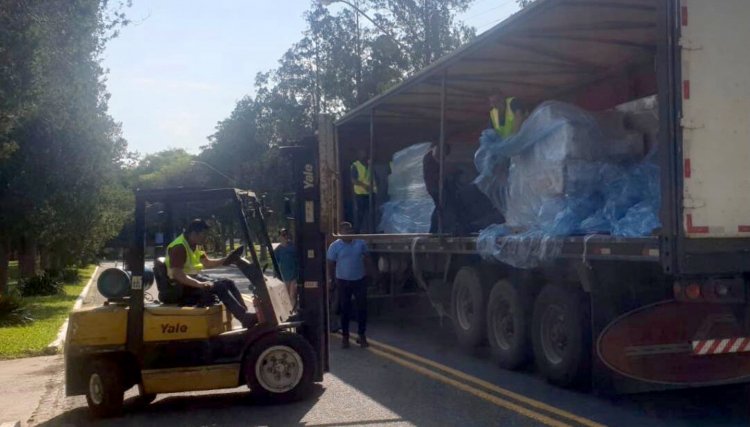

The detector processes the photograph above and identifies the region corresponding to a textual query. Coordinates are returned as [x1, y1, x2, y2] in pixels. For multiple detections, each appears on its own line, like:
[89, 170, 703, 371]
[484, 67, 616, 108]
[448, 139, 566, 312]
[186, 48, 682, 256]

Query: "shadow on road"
[366, 309, 750, 426]
[37, 385, 326, 427]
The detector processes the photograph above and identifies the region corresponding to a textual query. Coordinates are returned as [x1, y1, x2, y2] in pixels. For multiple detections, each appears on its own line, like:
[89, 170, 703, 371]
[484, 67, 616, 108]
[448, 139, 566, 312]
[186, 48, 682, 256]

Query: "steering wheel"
[223, 245, 245, 266]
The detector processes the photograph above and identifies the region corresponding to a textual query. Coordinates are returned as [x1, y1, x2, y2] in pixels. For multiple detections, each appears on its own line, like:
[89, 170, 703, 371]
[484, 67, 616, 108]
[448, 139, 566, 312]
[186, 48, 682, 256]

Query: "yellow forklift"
[64, 181, 329, 417]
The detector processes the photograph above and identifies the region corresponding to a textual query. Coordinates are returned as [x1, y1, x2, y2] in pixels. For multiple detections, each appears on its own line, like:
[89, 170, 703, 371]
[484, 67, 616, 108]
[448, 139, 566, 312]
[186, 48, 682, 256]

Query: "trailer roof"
[335, 0, 658, 135]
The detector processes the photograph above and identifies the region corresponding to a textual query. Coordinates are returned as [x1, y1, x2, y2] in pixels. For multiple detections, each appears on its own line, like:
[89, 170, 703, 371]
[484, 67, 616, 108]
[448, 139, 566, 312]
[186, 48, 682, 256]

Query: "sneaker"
[341, 336, 350, 349]
[241, 312, 258, 329]
[358, 336, 369, 348]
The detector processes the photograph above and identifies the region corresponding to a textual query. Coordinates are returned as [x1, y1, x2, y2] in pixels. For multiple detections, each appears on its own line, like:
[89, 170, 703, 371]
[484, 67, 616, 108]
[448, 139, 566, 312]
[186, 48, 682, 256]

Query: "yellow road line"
[346, 333, 605, 427]
[367, 346, 571, 427]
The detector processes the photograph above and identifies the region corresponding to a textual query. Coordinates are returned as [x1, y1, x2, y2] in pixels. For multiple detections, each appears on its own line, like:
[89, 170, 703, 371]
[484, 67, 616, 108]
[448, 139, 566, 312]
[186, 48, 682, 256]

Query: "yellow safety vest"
[490, 97, 516, 139]
[165, 234, 205, 278]
[352, 160, 376, 195]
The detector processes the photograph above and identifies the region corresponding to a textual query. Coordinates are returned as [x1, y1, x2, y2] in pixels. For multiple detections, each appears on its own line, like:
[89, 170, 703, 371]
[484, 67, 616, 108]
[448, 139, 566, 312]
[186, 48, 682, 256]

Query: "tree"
[368, 0, 475, 71]
[199, 0, 477, 240]
[0, 0, 132, 293]
[517, 0, 536, 7]
[132, 149, 199, 189]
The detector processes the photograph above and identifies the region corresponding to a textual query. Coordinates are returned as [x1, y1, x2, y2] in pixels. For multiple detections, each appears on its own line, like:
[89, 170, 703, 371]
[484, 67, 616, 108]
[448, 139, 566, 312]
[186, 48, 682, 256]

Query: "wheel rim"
[89, 373, 104, 405]
[491, 299, 514, 350]
[540, 303, 567, 365]
[255, 345, 304, 393]
[456, 284, 474, 331]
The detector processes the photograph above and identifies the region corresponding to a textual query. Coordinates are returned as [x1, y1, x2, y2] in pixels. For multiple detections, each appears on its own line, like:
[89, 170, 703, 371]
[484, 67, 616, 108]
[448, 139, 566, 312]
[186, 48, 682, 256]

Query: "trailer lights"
[685, 283, 702, 300]
[674, 278, 745, 303]
[715, 283, 730, 297]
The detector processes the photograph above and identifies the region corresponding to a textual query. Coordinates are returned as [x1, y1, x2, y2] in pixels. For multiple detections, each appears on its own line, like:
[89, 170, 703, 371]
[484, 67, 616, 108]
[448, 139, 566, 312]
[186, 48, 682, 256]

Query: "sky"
[101, 0, 520, 156]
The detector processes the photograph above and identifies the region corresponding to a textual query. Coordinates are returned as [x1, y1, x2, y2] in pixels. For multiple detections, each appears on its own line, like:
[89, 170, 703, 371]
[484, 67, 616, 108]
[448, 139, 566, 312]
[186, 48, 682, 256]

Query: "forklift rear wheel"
[85, 359, 124, 418]
[245, 332, 316, 402]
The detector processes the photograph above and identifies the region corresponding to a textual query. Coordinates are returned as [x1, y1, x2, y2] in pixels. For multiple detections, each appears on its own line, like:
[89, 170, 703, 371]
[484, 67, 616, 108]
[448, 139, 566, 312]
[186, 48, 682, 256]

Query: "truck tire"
[451, 266, 487, 348]
[532, 284, 591, 388]
[486, 279, 531, 369]
[245, 332, 316, 402]
[85, 359, 124, 418]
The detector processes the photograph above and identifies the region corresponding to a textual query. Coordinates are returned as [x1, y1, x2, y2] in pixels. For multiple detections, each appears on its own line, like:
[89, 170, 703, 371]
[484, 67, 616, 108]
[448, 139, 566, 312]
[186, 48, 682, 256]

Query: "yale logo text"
[161, 323, 188, 334]
[303, 164, 314, 189]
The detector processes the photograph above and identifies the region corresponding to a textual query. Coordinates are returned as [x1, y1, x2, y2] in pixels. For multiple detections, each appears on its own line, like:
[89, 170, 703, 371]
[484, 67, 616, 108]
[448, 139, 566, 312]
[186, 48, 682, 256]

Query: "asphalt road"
[30, 265, 750, 426]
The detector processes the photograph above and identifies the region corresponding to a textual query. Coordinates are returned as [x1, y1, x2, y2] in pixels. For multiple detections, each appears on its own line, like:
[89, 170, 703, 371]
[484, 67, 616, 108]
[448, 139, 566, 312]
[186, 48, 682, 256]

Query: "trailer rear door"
[676, 0, 750, 273]
[680, 0, 750, 238]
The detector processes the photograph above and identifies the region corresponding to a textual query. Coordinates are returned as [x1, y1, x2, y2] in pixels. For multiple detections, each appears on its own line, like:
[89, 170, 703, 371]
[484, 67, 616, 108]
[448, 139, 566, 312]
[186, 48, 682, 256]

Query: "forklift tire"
[486, 280, 531, 370]
[531, 284, 591, 388]
[451, 266, 487, 348]
[244, 332, 316, 402]
[85, 359, 124, 418]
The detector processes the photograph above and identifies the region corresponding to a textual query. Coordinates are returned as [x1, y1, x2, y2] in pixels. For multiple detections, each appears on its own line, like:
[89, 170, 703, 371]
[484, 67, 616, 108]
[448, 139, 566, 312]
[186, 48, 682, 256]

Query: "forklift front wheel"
[85, 359, 124, 418]
[245, 332, 316, 402]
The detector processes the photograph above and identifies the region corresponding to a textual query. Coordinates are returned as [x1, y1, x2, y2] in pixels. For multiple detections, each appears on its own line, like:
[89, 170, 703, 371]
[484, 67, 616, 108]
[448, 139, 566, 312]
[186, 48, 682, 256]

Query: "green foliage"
[0, 293, 32, 327]
[19, 273, 63, 297]
[0, 265, 94, 358]
[0, 0, 133, 288]
[44, 268, 80, 284]
[132, 148, 198, 189]
[196, 0, 475, 219]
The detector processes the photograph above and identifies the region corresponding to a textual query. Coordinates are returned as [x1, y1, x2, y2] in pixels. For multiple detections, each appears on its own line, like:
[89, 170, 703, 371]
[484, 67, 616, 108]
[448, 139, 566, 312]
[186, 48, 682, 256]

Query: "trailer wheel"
[451, 266, 487, 348]
[85, 359, 124, 418]
[532, 284, 591, 387]
[245, 332, 316, 402]
[486, 280, 531, 369]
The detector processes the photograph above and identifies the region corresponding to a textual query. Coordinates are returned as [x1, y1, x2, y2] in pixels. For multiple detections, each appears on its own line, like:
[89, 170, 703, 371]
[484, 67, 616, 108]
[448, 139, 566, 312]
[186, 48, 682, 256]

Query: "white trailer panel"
[681, 0, 750, 237]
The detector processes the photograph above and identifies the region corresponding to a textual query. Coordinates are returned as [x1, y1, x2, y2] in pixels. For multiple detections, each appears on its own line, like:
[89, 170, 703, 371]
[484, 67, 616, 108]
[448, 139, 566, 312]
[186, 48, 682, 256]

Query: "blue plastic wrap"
[475, 101, 661, 268]
[378, 142, 435, 234]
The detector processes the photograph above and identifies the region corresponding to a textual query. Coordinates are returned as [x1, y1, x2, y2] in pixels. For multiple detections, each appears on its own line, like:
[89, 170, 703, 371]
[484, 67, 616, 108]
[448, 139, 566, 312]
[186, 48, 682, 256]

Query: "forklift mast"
[287, 138, 330, 374]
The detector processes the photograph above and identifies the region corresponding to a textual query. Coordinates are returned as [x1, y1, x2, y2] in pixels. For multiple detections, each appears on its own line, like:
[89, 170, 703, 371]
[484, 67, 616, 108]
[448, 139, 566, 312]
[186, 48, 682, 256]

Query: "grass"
[0, 264, 97, 359]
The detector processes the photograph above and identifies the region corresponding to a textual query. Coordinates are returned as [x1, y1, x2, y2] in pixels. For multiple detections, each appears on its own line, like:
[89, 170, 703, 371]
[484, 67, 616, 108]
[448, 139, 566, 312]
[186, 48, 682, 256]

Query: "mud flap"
[597, 300, 750, 389]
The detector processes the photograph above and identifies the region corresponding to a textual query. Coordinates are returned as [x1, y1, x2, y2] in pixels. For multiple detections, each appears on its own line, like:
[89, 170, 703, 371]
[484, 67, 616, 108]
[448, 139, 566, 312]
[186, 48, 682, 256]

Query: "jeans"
[198, 276, 253, 326]
[337, 278, 368, 337]
[165, 275, 254, 327]
[354, 195, 371, 233]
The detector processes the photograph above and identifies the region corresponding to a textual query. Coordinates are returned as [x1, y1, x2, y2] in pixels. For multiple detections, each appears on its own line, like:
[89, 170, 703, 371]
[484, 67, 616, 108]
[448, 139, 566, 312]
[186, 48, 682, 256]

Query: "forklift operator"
[164, 218, 258, 328]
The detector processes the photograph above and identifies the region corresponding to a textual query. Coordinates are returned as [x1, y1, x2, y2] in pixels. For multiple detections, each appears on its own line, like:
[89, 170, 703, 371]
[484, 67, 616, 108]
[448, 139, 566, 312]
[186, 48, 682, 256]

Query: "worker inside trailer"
[162, 218, 258, 328]
[423, 142, 462, 234]
[489, 91, 527, 138]
[350, 148, 377, 233]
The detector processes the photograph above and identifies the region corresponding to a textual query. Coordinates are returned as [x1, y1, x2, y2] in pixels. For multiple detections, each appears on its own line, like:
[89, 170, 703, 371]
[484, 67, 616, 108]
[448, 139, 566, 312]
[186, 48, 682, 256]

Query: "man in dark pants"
[423, 142, 462, 234]
[327, 222, 375, 348]
[162, 218, 257, 328]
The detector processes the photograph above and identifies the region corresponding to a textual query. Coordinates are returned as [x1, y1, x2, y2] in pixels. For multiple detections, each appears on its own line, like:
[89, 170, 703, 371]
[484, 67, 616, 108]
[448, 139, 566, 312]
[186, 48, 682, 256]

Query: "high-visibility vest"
[351, 160, 376, 195]
[490, 97, 516, 138]
[165, 234, 205, 278]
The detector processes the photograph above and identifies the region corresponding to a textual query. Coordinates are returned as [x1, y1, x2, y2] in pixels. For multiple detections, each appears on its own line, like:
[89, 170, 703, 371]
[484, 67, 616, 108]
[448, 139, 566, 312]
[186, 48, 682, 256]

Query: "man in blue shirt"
[327, 222, 374, 348]
[274, 228, 298, 307]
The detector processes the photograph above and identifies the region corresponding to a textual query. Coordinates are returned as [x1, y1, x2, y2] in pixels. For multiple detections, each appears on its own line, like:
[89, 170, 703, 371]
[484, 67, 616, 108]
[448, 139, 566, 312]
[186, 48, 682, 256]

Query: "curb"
[45, 266, 100, 355]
